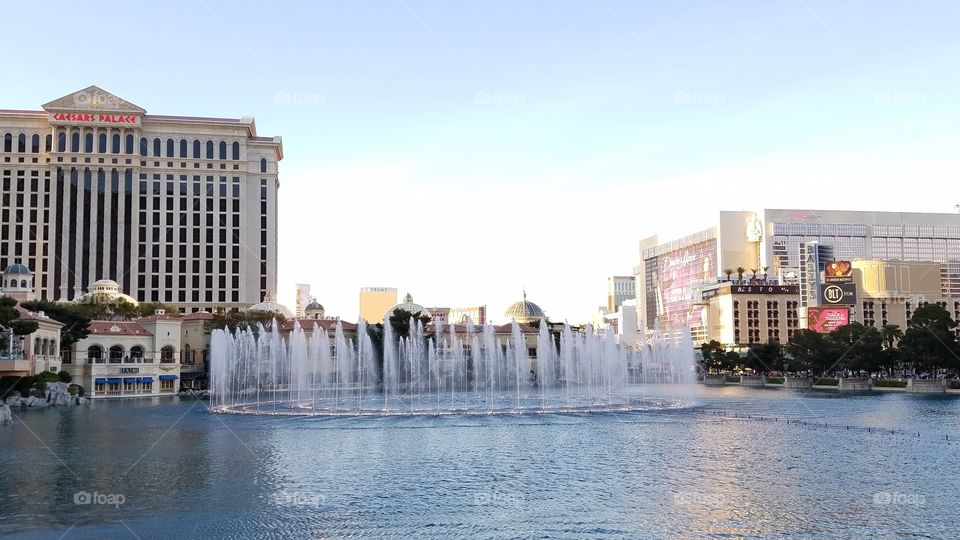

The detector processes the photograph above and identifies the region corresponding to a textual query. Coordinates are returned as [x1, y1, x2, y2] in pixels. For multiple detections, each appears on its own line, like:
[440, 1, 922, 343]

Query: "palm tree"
[761, 266, 770, 282]
[723, 268, 733, 282]
[880, 323, 903, 349]
[735, 266, 746, 282]
[750, 268, 758, 281]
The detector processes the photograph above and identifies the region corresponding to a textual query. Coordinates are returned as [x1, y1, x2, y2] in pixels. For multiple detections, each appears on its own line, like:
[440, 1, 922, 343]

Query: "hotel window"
[32, 134, 41, 153]
[219, 141, 227, 160]
[167, 138, 175, 157]
[2, 133, 10, 152]
[111, 133, 120, 153]
[18, 134, 26, 152]
[193, 140, 201, 158]
[85, 133, 94, 152]
[71, 132, 80, 152]
[98, 133, 107, 153]
[180, 139, 188, 158]
[126, 134, 134, 154]
[206, 140, 214, 159]
[140, 137, 148, 156]
[260, 158, 267, 173]
[153, 138, 161, 157]
[232, 141, 240, 160]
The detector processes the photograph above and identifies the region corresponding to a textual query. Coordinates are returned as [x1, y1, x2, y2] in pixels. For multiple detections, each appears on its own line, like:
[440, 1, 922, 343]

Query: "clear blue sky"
[3, 1, 959, 321]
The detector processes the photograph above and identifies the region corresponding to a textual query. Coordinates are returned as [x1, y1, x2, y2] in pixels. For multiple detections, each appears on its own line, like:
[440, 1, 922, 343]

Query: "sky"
[2, 1, 960, 322]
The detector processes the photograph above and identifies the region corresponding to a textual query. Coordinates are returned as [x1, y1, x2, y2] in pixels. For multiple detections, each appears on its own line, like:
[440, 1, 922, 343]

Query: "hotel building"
[0, 86, 282, 312]
[359, 287, 398, 322]
[637, 209, 960, 337]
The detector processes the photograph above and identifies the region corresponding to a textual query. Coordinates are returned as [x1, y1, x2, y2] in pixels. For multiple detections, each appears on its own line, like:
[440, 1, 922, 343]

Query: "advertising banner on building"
[824, 260, 853, 283]
[821, 282, 856, 305]
[807, 307, 849, 333]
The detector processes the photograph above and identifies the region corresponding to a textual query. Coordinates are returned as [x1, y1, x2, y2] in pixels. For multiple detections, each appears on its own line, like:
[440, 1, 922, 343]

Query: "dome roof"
[504, 292, 545, 324]
[305, 300, 324, 311]
[249, 292, 293, 318]
[384, 293, 431, 320]
[4, 262, 31, 275]
[74, 279, 138, 306]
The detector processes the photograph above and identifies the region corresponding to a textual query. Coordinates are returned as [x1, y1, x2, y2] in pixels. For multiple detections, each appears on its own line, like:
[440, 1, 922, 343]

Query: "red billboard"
[807, 307, 849, 333]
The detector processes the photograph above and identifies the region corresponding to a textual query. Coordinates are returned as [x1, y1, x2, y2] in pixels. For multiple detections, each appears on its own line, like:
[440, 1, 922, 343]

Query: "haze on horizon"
[2, 0, 958, 322]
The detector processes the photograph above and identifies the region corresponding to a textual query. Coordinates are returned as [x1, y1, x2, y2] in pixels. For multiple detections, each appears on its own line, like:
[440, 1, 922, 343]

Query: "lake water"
[2, 386, 958, 539]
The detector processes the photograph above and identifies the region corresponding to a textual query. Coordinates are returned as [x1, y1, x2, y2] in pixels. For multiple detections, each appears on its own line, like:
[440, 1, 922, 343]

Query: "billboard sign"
[807, 307, 849, 333]
[821, 282, 856, 305]
[824, 260, 853, 283]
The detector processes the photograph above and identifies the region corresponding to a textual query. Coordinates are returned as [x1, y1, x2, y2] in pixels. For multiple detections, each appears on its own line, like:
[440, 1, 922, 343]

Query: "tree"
[204, 309, 287, 334]
[723, 351, 742, 372]
[879, 323, 904, 350]
[761, 266, 770, 281]
[723, 268, 734, 282]
[898, 303, 960, 376]
[136, 302, 181, 317]
[828, 323, 883, 375]
[750, 268, 758, 280]
[735, 267, 746, 282]
[387, 308, 431, 340]
[785, 329, 830, 374]
[20, 300, 93, 349]
[0, 296, 38, 336]
[698, 340, 725, 374]
[745, 339, 782, 375]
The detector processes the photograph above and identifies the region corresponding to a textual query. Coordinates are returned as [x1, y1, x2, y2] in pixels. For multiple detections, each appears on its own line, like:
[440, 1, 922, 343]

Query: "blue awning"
[107, 378, 121, 384]
[159, 375, 178, 381]
[123, 377, 137, 383]
[95, 378, 106, 384]
[139, 377, 154, 383]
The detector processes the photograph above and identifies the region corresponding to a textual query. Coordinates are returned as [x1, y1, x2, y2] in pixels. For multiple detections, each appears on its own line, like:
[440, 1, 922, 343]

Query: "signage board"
[807, 307, 849, 333]
[821, 282, 856, 305]
[824, 261, 853, 283]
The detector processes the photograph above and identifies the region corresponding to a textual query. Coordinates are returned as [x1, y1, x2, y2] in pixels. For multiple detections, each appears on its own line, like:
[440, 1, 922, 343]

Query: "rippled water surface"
[2, 386, 958, 539]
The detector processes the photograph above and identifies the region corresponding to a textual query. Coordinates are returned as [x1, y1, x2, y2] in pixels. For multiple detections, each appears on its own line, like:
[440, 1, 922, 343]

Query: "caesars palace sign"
[48, 112, 142, 127]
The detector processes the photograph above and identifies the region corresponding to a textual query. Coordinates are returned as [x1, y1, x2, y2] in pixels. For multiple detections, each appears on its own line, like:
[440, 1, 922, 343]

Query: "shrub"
[766, 377, 785, 384]
[814, 378, 839, 386]
[58, 370, 72, 383]
[68, 384, 84, 397]
[948, 380, 960, 390]
[874, 380, 907, 388]
[34, 371, 60, 384]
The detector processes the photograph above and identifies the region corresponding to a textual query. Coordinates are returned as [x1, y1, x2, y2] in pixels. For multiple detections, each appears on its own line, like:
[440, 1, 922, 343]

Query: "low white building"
[63, 310, 182, 399]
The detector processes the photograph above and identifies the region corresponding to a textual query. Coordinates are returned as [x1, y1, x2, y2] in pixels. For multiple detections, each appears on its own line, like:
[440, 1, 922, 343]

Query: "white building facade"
[0, 86, 283, 312]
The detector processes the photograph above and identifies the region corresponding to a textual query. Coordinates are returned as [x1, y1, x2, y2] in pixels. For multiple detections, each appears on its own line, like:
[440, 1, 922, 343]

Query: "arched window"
[153, 138, 161, 157]
[179, 139, 188, 158]
[72, 132, 81, 152]
[31, 134, 40, 153]
[84, 132, 94, 152]
[139, 137, 148, 156]
[231, 141, 240, 160]
[57, 132, 66, 152]
[183, 344, 192, 364]
[35, 337, 42, 355]
[218, 141, 227, 160]
[260, 158, 267, 173]
[2, 133, 10, 152]
[160, 346, 175, 363]
[193, 140, 201, 158]
[98, 132, 107, 153]
[45, 134, 52, 152]
[109, 345, 124, 363]
[18, 134, 26, 152]
[125, 134, 134, 154]
[20, 279, 27, 288]
[51, 339, 56, 353]
[88, 345, 104, 364]
[112, 133, 121, 153]
[206, 140, 214, 159]
[130, 345, 145, 361]
[166, 138, 175, 157]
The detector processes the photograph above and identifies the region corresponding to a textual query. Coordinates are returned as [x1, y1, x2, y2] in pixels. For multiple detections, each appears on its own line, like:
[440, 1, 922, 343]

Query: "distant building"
[0, 263, 63, 377]
[303, 298, 326, 320]
[446, 305, 487, 325]
[384, 293, 431, 320]
[607, 275, 635, 313]
[698, 282, 802, 347]
[294, 283, 311, 318]
[503, 292, 546, 324]
[359, 287, 397, 322]
[851, 260, 960, 336]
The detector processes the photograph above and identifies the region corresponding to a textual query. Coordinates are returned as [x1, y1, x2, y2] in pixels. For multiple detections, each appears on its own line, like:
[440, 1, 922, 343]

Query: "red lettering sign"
[50, 112, 140, 125]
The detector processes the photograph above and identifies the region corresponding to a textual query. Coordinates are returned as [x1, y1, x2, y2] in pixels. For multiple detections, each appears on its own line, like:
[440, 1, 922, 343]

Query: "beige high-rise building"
[0, 85, 283, 312]
[359, 287, 397, 322]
